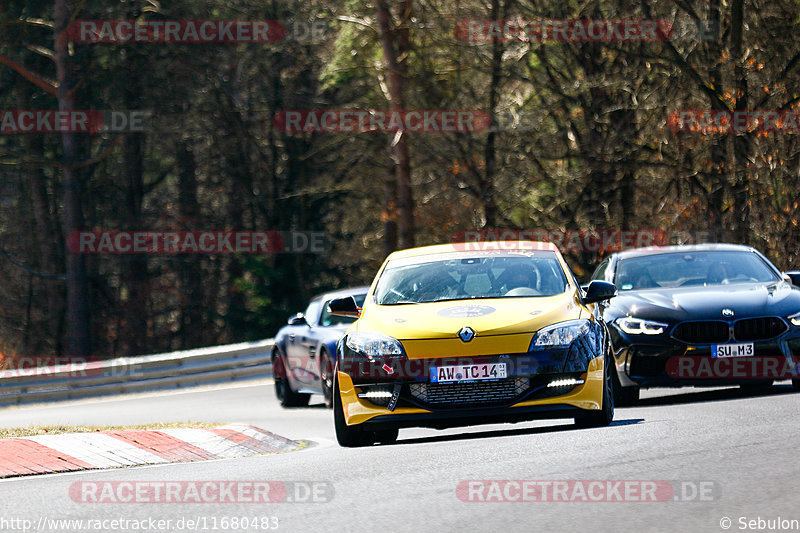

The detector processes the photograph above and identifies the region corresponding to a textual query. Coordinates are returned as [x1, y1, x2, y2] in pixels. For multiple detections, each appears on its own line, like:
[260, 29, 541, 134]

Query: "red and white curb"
[0, 424, 301, 478]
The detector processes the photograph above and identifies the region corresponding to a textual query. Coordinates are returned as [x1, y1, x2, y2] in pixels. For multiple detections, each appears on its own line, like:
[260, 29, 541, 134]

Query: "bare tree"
[54, 0, 90, 356]
[375, 0, 415, 250]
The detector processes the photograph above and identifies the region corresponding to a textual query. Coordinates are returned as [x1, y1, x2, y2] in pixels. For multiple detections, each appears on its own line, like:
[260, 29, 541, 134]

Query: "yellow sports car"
[328, 241, 618, 447]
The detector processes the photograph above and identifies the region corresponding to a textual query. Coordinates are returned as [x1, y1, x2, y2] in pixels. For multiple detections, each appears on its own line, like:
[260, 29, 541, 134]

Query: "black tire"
[612, 369, 640, 406]
[333, 372, 374, 447]
[320, 349, 335, 409]
[273, 352, 310, 407]
[374, 428, 399, 445]
[575, 353, 615, 428]
[739, 380, 774, 394]
[793, 379, 800, 392]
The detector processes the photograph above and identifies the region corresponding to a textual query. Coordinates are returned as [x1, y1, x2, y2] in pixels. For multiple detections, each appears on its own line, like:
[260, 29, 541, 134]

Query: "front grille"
[408, 378, 529, 408]
[734, 317, 788, 341]
[629, 355, 668, 378]
[672, 321, 730, 344]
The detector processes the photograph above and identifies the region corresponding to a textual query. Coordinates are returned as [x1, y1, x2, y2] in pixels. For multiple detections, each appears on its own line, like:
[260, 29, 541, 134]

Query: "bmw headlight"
[616, 317, 668, 335]
[789, 311, 800, 327]
[346, 333, 404, 357]
[530, 319, 591, 349]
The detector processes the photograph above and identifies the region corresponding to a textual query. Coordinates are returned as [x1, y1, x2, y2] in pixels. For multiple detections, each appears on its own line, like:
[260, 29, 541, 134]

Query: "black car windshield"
[615, 251, 780, 291]
[375, 251, 569, 304]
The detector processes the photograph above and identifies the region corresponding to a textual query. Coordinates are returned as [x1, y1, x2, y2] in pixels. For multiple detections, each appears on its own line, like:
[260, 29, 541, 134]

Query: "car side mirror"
[583, 280, 617, 304]
[784, 271, 800, 287]
[287, 313, 307, 326]
[328, 296, 361, 318]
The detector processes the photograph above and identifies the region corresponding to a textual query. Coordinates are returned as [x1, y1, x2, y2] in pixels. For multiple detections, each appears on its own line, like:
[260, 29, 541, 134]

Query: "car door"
[296, 300, 325, 387]
[285, 299, 321, 387]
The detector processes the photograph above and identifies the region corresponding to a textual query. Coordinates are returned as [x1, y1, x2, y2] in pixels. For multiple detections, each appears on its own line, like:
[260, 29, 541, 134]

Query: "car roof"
[311, 286, 370, 302]
[612, 243, 757, 260]
[386, 241, 560, 260]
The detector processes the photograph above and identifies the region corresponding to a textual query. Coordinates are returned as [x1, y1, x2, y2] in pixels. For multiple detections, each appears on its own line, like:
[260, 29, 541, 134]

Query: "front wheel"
[333, 372, 374, 447]
[575, 355, 615, 428]
[273, 352, 310, 407]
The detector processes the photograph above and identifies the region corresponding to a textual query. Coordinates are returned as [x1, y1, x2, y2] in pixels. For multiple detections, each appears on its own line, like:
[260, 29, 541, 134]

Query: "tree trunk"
[27, 132, 62, 351]
[121, 52, 149, 356]
[383, 166, 398, 257]
[177, 140, 204, 349]
[481, 0, 502, 229]
[375, 0, 414, 249]
[730, 0, 751, 242]
[55, 0, 90, 356]
[706, 0, 726, 241]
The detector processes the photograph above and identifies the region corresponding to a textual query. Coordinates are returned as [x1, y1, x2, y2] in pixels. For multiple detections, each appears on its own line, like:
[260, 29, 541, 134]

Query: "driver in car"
[706, 262, 728, 284]
[499, 264, 539, 292]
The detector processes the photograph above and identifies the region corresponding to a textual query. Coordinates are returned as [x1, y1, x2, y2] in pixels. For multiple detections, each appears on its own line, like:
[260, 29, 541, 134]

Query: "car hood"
[353, 292, 582, 339]
[607, 281, 800, 322]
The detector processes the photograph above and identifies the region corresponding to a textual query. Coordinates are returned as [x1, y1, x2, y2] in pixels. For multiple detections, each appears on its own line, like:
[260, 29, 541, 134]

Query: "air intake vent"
[408, 378, 529, 408]
[672, 321, 730, 344]
[734, 317, 787, 341]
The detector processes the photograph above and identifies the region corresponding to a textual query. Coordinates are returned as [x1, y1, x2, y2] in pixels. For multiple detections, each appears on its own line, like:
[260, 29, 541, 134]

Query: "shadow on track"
[631, 383, 798, 408]
[391, 418, 644, 446]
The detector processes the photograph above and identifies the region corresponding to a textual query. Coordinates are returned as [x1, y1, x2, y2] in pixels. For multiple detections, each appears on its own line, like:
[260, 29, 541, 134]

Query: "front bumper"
[338, 356, 606, 427]
[614, 335, 800, 387]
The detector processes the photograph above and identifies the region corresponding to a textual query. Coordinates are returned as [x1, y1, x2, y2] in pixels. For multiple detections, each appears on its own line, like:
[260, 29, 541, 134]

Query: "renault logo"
[457, 326, 476, 342]
[722, 308, 735, 317]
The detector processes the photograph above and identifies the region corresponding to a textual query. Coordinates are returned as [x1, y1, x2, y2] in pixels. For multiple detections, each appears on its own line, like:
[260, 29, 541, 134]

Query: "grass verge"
[0, 422, 224, 439]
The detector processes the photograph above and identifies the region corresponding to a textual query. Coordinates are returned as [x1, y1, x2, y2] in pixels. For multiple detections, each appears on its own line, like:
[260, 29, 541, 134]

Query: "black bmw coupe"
[590, 244, 800, 404]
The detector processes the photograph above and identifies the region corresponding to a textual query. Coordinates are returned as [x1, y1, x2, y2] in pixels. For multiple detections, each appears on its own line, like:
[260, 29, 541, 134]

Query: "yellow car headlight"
[530, 319, 591, 349]
[345, 333, 404, 357]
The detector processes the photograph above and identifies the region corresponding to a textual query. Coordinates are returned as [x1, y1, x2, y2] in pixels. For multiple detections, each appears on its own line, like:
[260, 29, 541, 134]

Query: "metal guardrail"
[0, 339, 274, 406]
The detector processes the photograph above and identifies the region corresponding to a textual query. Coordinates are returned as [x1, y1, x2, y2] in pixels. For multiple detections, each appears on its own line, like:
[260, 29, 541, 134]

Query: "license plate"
[712, 343, 755, 358]
[430, 363, 508, 383]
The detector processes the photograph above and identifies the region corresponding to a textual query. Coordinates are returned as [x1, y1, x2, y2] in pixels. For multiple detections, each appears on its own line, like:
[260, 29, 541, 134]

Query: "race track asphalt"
[0, 380, 797, 532]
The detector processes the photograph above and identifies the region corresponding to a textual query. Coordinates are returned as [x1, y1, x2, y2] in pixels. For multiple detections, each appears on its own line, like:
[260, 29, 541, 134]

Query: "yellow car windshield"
[375, 252, 568, 304]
